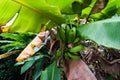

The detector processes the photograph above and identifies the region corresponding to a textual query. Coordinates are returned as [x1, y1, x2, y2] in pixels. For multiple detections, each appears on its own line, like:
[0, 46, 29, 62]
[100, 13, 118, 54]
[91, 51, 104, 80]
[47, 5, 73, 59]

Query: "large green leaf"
[77, 18, 120, 49]
[9, 7, 52, 32]
[40, 61, 61, 80]
[45, 0, 91, 14]
[13, 0, 92, 24]
[0, 0, 91, 32]
[13, 0, 65, 25]
[0, 0, 20, 26]
[117, 0, 120, 16]
[116, 0, 120, 8]
[45, 0, 74, 14]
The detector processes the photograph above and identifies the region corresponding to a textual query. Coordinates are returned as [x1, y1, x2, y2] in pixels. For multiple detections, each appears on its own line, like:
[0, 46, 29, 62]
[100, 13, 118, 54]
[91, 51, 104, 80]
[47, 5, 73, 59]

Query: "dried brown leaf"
[63, 59, 97, 80]
[92, 0, 108, 14]
[16, 32, 47, 62]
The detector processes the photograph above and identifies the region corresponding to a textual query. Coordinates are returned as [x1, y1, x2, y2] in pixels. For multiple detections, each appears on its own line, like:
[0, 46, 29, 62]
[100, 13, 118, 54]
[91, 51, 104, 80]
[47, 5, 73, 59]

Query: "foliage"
[41, 61, 62, 80]
[77, 17, 120, 49]
[0, 31, 36, 77]
[0, 32, 36, 52]
[0, 32, 36, 80]
[0, 0, 120, 80]
[0, 52, 23, 80]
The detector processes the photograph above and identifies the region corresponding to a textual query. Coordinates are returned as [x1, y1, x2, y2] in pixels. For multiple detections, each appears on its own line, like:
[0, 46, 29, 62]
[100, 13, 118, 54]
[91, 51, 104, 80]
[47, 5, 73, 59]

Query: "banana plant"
[0, 0, 118, 32]
[0, 0, 91, 32]
[0, 0, 120, 80]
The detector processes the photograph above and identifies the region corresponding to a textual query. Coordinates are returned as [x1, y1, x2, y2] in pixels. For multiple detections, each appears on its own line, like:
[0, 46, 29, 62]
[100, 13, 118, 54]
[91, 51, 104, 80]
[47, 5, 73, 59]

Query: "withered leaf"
[0, 50, 20, 59]
[16, 32, 47, 62]
[91, 0, 108, 14]
[63, 59, 97, 80]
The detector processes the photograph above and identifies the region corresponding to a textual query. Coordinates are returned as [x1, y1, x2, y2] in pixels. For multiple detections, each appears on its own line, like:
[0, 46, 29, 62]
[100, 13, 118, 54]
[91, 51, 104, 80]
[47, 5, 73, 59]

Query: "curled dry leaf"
[16, 32, 48, 62]
[63, 59, 97, 80]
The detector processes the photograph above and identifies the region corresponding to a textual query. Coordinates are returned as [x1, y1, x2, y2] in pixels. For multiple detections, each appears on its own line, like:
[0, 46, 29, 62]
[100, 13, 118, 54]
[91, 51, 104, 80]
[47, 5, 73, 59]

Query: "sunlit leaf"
[117, 0, 120, 16]
[9, 7, 53, 32]
[0, 0, 20, 26]
[116, 0, 120, 8]
[13, 0, 65, 25]
[46, 0, 91, 14]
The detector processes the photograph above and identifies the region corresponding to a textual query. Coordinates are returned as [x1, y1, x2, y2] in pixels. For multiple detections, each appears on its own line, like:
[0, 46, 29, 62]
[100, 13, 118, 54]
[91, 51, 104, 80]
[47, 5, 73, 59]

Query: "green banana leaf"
[12, 0, 65, 25]
[117, 0, 120, 8]
[1, 0, 118, 33]
[40, 61, 61, 80]
[77, 18, 120, 50]
[9, 6, 54, 32]
[45, 0, 91, 14]
[0, 0, 20, 26]
[0, 0, 96, 33]
[117, 0, 120, 16]
[9, 0, 91, 32]
[44, 0, 74, 14]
